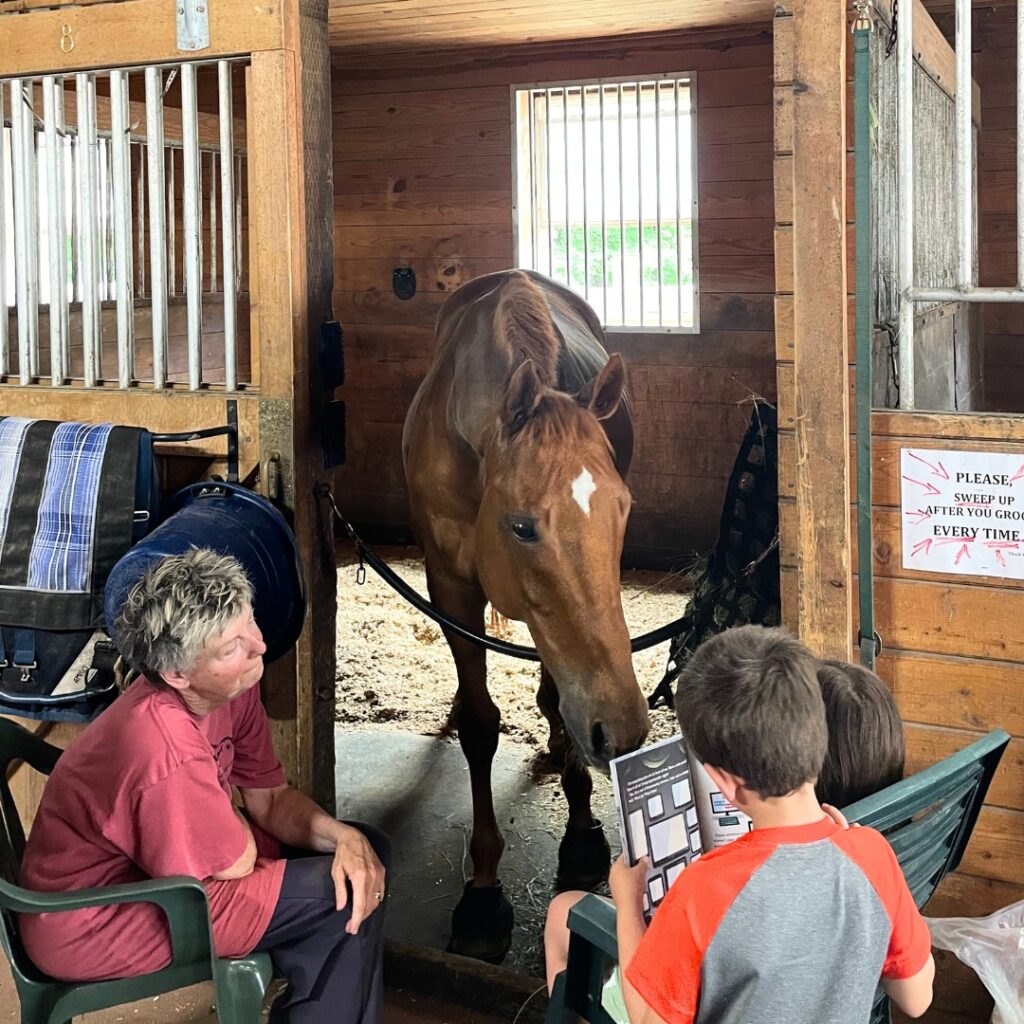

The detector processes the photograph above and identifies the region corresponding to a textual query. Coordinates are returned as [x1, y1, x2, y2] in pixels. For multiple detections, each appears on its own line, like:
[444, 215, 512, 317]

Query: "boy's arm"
[882, 954, 935, 1018]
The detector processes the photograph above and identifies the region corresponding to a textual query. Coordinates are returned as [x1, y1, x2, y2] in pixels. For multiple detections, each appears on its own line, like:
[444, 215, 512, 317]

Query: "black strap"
[13, 628, 35, 669]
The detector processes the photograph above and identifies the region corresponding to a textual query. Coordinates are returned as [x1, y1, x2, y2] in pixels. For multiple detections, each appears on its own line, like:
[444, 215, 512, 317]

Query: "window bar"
[955, 0, 971, 288]
[110, 69, 134, 388]
[11, 80, 39, 385]
[26, 82, 41, 380]
[55, 81, 70, 374]
[545, 90, 554, 279]
[528, 91, 538, 272]
[136, 142, 146, 298]
[0, 82, 7, 376]
[99, 139, 110, 302]
[581, 86, 589, 302]
[77, 73, 100, 385]
[234, 152, 243, 294]
[599, 83, 608, 325]
[675, 79, 683, 329]
[181, 62, 203, 391]
[636, 83, 644, 328]
[167, 148, 177, 297]
[618, 83, 626, 326]
[897, 0, 915, 408]
[218, 59, 237, 390]
[42, 76, 68, 385]
[145, 66, 168, 387]
[209, 152, 217, 292]
[562, 89, 570, 287]
[655, 82, 664, 328]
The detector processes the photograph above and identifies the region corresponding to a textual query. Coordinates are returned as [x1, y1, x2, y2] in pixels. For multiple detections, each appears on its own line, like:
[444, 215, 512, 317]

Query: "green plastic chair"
[545, 728, 1010, 1024]
[0, 717, 274, 1024]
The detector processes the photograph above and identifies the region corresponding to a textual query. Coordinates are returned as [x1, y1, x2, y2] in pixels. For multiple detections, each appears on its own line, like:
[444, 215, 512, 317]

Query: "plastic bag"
[926, 901, 1024, 1024]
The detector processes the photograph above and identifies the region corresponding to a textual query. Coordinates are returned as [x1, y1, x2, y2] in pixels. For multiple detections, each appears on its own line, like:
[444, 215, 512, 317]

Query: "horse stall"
[0, 0, 338, 840]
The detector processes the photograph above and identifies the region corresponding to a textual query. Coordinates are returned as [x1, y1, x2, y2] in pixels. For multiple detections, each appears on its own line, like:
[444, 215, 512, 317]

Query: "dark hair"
[674, 625, 827, 798]
[815, 660, 905, 808]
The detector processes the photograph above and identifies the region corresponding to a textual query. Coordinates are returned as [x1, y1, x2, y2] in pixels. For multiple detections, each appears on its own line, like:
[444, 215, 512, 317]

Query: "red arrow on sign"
[955, 543, 971, 565]
[902, 475, 942, 497]
[905, 508, 932, 523]
[910, 538, 933, 557]
[908, 453, 950, 479]
[1010, 464, 1024, 484]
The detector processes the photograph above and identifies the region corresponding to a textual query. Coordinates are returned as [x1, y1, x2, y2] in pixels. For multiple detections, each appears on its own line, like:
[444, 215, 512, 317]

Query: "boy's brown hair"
[816, 659, 905, 808]
[674, 625, 827, 797]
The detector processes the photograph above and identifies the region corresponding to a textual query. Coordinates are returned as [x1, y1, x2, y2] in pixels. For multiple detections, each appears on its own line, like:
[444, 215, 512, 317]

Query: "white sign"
[901, 448, 1024, 579]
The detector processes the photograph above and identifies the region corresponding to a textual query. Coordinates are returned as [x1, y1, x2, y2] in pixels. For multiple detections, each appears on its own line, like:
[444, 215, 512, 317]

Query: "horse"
[402, 269, 650, 963]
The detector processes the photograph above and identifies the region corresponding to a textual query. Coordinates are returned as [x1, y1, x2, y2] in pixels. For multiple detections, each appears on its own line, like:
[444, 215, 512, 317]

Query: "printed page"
[687, 755, 754, 849]
[610, 735, 704, 918]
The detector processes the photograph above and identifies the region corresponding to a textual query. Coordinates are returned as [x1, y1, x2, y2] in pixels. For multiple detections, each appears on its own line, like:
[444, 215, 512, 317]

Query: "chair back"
[841, 728, 1010, 1024]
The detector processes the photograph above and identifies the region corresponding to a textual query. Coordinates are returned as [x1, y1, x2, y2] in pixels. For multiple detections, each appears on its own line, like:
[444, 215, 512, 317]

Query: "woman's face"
[179, 605, 267, 707]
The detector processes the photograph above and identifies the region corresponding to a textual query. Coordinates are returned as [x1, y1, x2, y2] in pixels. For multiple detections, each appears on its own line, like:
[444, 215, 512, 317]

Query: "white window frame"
[511, 72, 700, 334]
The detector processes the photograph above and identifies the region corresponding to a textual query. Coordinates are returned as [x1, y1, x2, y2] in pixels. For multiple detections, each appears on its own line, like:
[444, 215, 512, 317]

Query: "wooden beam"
[0, 0, 284, 78]
[791, 0, 851, 658]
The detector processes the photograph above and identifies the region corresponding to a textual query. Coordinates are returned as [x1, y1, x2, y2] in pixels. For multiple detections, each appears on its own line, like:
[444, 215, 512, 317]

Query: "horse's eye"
[508, 516, 538, 543]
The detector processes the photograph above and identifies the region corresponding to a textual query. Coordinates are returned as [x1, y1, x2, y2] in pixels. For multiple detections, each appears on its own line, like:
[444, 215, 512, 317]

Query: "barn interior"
[1, 0, 1022, 1021]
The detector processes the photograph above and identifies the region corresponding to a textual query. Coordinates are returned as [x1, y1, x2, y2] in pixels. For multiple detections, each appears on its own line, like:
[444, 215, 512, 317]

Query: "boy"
[610, 625, 934, 1024]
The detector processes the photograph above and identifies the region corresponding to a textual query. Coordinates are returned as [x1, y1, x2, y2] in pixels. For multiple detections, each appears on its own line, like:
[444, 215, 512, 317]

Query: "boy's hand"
[821, 804, 860, 830]
[609, 855, 649, 913]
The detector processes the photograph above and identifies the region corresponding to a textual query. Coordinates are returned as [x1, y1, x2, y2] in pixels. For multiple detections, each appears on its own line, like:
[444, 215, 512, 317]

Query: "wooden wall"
[331, 25, 777, 567]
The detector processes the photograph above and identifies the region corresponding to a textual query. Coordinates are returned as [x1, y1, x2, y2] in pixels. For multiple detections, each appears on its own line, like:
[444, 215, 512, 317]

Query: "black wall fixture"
[393, 267, 416, 300]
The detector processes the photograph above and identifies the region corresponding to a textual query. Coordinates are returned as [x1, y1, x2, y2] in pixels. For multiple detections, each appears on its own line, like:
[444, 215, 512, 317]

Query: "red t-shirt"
[19, 677, 287, 982]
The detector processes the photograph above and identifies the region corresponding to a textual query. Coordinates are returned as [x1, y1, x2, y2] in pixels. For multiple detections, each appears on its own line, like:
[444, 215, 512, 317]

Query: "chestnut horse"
[402, 270, 650, 962]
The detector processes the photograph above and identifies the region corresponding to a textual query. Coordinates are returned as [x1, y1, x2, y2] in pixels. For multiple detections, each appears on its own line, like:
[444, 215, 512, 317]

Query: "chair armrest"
[566, 893, 619, 960]
[6, 875, 214, 968]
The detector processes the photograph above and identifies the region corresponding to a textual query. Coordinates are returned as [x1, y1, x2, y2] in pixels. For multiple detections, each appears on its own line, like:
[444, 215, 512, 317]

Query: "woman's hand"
[330, 823, 387, 934]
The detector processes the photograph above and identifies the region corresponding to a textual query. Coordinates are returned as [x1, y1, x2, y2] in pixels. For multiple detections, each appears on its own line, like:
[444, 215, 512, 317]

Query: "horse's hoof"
[447, 881, 514, 965]
[555, 820, 611, 892]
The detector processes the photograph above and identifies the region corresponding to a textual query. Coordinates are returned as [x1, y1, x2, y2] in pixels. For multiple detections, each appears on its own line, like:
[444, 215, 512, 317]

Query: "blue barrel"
[104, 481, 306, 664]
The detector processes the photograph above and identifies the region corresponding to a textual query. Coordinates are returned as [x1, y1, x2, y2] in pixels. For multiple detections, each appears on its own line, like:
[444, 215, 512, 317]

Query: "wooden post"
[789, 0, 852, 658]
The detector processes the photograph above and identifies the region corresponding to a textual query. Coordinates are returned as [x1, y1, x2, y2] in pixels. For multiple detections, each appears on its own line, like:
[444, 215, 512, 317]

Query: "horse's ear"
[584, 354, 627, 422]
[503, 359, 544, 438]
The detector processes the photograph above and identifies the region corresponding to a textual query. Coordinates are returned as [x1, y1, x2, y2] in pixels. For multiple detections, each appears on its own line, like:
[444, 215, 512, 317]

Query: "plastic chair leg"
[214, 972, 269, 1024]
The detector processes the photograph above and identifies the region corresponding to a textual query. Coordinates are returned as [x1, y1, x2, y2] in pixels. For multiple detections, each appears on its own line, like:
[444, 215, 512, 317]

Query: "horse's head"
[476, 354, 650, 770]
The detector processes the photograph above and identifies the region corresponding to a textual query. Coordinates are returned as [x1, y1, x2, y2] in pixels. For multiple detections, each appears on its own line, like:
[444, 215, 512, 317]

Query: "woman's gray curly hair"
[115, 548, 253, 687]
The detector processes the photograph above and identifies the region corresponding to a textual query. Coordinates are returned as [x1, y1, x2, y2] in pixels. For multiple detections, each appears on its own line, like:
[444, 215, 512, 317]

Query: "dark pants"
[254, 823, 390, 1024]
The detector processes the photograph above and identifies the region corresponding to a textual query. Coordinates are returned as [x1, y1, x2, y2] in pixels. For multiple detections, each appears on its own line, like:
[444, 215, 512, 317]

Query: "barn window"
[512, 75, 698, 333]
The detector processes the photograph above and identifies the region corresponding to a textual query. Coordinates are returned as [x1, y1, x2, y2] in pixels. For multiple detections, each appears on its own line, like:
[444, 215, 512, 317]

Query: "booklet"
[609, 734, 753, 918]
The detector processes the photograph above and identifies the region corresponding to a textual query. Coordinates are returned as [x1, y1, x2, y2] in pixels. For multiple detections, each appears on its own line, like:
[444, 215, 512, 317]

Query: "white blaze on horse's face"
[571, 467, 597, 517]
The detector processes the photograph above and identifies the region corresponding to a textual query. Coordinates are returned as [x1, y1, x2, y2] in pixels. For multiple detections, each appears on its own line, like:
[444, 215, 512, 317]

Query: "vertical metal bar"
[636, 83, 644, 327]
[675, 78, 683, 328]
[528, 92, 538, 271]
[898, 0, 916, 408]
[234, 152, 243, 294]
[655, 81, 663, 327]
[136, 142, 146, 297]
[55, 79, 70, 374]
[581, 87, 589, 301]
[955, 0, 972, 288]
[110, 69, 134, 388]
[618, 84, 626, 324]
[209, 152, 217, 292]
[218, 58, 237, 391]
[181, 62, 202, 391]
[545, 90, 554, 279]
[145, 66, 168, 387]
[599, 83, 608, 324]
[77, 72, 100, 385]
[11, 80, 39, 385]
[562, 89, 570, 286]
[1018, 0, 1024, 288]
[167, 148, 176, 297]
[43, 76, 67, 385]
[0, 82, 7, 376]
[689, 76, 700, 333]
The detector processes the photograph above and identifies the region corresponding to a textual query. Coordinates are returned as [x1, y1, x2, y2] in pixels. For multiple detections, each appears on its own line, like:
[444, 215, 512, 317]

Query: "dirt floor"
[335, 544, 691, 749]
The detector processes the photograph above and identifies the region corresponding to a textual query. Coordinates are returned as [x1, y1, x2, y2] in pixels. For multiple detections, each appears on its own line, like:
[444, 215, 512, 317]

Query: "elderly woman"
[19, 548, 389, 1024]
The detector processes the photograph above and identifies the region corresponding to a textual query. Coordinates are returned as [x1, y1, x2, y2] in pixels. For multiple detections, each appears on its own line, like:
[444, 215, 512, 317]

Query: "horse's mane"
[494, 272, 560, 386]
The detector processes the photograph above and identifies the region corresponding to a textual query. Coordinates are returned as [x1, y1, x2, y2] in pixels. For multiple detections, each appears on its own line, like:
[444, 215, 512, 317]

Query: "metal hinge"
[176, 0, 210, 52]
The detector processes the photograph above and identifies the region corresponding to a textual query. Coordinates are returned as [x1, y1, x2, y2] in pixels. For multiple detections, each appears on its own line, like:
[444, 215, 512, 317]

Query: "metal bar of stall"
[78, 72, 100, 385]
[43, 76, 67, 385]
[110, 69, 134, 388]
[167, 147, 176, 296]
[209, 151, 217, 292]
[897, 0, 915, 409]
[545, 90, 554, 279]
[636, 83, 644, 327]
[234, 153, 242, 294]
[181, 63, 203, 391]
[618, 84, 626, 324]
[675, 79, 683, 329]
[599, 83, 608, 324]
[11, 79, 38, 385]
[55, 80, 70, 377]
[562, 89, 570, 286]
[145, 66, 169, 387]
[913, 286, 1024, 301]
[0, 82, 7, 376]
[528, 92, 537, 272]
[581, 87, 589, 301]
[136, 142, 146, 297]
[218, 59, 237, 391]
[955, 0, 972, 289]
[655, 81, 663, 328]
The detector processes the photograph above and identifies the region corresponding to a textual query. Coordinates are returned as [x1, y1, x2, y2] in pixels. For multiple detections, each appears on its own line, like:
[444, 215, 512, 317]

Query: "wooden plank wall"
[331, 25, 778, 567]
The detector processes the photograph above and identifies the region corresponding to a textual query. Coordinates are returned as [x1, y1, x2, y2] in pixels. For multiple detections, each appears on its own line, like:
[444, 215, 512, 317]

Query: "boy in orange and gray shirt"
[610, 626, 935, 1024]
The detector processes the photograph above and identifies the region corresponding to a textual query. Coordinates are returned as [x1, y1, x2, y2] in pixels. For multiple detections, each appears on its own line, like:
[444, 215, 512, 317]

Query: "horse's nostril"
[591, 721, 609, 761]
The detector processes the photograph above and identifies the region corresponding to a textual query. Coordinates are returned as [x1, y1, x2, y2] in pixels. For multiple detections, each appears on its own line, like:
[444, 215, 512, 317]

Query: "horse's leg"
[427, 568, 514, 964]
[536, 666, 567, 771]
[540, 664, 612, 894]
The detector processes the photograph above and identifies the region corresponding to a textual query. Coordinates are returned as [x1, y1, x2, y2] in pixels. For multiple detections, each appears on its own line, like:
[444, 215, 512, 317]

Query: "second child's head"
[675, 625, 827, 799]
[815, 659, 905, 808]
